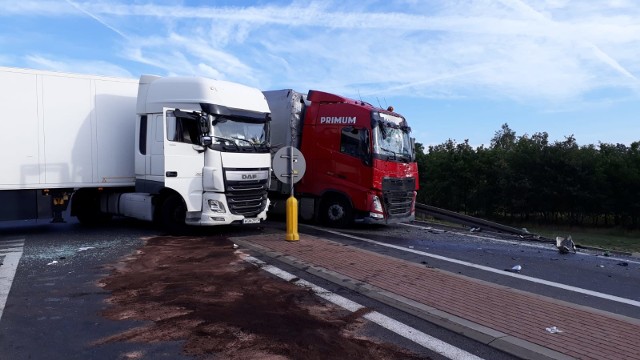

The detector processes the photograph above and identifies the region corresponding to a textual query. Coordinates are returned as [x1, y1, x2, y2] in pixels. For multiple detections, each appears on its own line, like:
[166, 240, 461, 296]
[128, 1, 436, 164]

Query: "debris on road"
[78, 247, 96, 252]
[505, 264, 522, 273]
[47, 260, 58, 266]
[469, 227, 481, 233]
[232, 243, 239, 249]
[545, 326, 563, 334]
[556, 236, 576, 254]
[617, 262, 629, 267]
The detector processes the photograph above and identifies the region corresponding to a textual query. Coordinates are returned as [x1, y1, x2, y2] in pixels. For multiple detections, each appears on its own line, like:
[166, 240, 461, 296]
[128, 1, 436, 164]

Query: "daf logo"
[242, 174, 258, 180]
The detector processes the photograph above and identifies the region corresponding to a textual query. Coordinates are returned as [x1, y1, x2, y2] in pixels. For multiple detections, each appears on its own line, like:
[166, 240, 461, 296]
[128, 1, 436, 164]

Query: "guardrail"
[414, 203, 535, 237]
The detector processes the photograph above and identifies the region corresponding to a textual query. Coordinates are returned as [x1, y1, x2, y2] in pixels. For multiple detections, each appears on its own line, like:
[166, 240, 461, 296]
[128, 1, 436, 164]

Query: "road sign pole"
[285, 194, 299, 241]
[286, 146, 299, 241]
[272, 146, 306, 242]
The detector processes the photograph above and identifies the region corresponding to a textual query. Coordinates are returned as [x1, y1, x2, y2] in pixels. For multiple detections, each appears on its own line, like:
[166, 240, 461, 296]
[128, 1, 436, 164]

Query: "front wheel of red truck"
[320, 196, 352, 228]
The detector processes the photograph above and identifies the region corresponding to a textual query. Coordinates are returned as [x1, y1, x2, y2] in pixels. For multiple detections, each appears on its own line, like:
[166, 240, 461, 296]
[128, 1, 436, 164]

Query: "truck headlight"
[372, 195, 383, 213]
[369, 195, 384, 219]
[208, 200, 226, 213]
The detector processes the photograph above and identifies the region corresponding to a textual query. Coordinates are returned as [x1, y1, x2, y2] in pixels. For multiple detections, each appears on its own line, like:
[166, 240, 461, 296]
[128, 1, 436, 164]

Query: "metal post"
[285, 146, 299, 241]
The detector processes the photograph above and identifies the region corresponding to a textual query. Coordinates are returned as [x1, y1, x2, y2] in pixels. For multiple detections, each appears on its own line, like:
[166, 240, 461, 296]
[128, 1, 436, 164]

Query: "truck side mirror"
[199, 115, 210, 134]
[200, 135, 212, 146]
[359, 129, 372, 166]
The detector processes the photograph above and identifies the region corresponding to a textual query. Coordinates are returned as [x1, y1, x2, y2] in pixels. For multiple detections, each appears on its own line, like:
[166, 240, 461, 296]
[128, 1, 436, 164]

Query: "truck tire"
[321, 196, 352, 228]
[161, 194, 188, 234]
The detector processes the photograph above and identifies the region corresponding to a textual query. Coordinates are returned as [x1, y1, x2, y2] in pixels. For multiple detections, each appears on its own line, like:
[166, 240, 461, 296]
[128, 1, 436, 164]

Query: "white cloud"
[24, 55, 133, 78]
[2, 0, 640, 106]
[0, 0, 76, 15]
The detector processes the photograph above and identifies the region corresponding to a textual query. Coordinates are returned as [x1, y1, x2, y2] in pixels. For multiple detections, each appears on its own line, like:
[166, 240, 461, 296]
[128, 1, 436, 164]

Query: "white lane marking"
[242, 254, 484, 360]
[1, 240, 26, 246]
[0, 247, 25, 255]
[363, 311, 483, 360]
[402, 222, 640, 265]
[307, 225, 640, 308]
[0, 239, 24, 322]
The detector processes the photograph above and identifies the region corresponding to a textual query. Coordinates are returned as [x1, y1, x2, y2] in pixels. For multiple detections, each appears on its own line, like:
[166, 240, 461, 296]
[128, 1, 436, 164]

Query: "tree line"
[415, 124, 640, 229]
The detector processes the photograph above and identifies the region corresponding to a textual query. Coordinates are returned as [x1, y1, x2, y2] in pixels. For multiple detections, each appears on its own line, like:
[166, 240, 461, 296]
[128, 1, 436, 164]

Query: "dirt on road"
[95, 234, 427, 359]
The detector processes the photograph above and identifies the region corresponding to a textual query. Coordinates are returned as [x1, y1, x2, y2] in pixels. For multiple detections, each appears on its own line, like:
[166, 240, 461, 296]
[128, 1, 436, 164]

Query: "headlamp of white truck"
[208, 199, 226, 213]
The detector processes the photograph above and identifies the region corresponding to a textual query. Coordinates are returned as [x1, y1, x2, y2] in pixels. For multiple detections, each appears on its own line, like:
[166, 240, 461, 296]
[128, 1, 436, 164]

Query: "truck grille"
[226, 179, 269, 217]
[382, 177, 415, 218]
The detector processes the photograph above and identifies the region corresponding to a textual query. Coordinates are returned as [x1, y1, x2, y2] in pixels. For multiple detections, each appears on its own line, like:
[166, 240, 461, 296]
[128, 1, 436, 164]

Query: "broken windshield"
[372, 113, 412, 162]
[210, 116, 270, 153]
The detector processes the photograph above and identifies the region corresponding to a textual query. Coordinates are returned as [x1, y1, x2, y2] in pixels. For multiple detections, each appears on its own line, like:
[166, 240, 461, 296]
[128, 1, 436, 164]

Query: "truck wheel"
[161, 194, 187, 234]
[321, 196, 352, 228]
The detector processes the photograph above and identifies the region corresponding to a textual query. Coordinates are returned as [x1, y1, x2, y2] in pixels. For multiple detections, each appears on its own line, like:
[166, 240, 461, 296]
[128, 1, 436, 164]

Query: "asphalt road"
[0, 219, 189, 360]
[0, 218, 514, 360]
[3, 217, 636, 359]
[301, 221, 640, 319]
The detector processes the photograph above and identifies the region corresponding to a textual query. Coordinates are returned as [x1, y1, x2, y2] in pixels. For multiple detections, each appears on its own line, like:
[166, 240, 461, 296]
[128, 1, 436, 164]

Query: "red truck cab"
[285, 90, 418, 226]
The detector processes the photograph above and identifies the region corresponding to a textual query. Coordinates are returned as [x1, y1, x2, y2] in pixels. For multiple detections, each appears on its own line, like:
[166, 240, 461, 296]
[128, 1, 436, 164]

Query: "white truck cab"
[129, 75, 272, 231]
[0, 66, 271, 233]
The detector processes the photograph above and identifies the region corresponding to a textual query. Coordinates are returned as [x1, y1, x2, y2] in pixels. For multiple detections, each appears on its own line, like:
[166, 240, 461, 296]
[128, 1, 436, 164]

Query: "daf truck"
[264, 89, 418, 226]
[0, 66, 271, 232]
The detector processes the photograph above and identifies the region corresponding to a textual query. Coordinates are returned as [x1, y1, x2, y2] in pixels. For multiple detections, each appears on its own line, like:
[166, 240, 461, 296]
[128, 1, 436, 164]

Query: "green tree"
[414, 123, 640, 229]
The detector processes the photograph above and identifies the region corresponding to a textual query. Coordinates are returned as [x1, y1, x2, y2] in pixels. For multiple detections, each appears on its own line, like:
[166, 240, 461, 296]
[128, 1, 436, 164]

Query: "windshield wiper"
[210, 135, 240, 150]
[380, 147, 398, 160]
[231, 137, 259, 151]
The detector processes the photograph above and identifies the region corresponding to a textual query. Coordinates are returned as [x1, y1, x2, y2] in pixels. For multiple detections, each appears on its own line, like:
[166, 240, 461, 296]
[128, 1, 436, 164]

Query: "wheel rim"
[327, 204, 345, 221]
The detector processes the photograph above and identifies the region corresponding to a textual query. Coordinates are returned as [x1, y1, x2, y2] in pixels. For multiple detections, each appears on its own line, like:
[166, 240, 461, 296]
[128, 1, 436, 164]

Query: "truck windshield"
[372, 113, 413, 163]
[211, 117, 270, 152]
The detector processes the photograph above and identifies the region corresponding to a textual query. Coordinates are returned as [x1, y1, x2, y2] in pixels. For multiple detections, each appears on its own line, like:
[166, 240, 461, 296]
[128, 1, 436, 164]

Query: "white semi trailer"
[0, 66, 271, 232]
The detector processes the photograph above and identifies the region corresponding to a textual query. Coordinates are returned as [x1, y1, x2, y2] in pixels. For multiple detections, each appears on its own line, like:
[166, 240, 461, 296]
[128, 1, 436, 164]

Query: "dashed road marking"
[242, 254, 484, 360]
[0, 238, 24, 322]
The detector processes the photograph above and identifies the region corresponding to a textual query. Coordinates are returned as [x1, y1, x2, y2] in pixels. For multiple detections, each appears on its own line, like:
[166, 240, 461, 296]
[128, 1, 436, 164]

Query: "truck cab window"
[166, 112, 199, 145]
[139, 115, 147, 155]
[340, 127, 361, 158]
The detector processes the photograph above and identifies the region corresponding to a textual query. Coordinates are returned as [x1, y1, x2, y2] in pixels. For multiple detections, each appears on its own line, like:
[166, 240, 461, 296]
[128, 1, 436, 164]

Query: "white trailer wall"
[0, 67, 138, 190]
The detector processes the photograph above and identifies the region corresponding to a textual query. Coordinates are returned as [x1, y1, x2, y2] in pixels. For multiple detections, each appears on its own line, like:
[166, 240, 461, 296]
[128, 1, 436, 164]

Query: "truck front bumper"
[356, 212, 415, 225]
[185, 193, 269, 226]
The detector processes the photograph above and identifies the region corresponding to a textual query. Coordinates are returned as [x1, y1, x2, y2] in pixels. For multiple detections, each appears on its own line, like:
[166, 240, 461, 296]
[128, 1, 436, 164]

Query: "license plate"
[243, 218, 260, 224]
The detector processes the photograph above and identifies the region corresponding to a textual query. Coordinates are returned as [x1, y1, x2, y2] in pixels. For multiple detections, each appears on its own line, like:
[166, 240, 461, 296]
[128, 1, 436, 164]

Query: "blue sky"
[1, 0, 639, 149]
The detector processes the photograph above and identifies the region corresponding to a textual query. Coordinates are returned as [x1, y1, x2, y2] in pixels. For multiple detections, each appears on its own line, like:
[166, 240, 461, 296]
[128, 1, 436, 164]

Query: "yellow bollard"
[285, 195, 299, 241]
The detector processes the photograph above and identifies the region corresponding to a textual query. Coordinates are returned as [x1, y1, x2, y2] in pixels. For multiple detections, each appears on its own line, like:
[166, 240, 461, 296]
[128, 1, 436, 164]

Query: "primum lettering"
[320, 116, 356, 124]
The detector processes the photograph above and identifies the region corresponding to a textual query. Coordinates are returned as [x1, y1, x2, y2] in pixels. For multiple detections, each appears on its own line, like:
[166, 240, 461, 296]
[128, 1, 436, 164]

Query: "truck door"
[163, 108, 204, 211]
[149, 114, 165, 182]
[336, 126, 366, 187]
